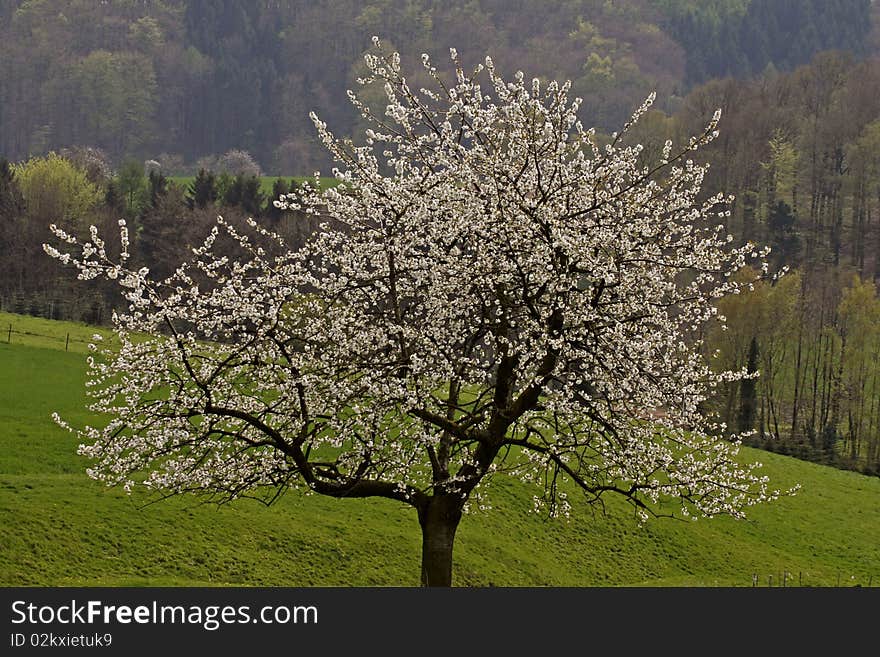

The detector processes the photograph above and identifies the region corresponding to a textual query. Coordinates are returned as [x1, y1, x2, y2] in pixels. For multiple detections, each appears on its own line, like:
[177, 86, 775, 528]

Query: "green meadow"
[168, 175, 338, 196]
[1, 312, 878, 586]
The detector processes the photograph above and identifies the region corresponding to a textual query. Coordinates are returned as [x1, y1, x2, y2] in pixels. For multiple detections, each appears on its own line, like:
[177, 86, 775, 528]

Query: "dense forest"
[3, 0, 880, 477]
[0, 0, 875, 169]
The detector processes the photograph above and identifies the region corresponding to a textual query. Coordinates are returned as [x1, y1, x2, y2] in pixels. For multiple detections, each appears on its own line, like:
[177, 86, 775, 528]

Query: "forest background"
[2, 0, 880, 477]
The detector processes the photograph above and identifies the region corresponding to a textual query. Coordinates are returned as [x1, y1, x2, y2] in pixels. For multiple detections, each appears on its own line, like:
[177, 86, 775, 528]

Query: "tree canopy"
[47, 41, 787, 586]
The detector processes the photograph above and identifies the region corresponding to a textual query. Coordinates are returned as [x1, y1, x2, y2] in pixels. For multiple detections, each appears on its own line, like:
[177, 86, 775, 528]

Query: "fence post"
[65, 333, 69, 352]
[7, 324, 10, 344]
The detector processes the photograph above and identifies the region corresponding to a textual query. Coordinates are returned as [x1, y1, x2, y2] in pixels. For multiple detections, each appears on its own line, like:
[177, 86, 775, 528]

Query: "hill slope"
[1, 312, 878, 586]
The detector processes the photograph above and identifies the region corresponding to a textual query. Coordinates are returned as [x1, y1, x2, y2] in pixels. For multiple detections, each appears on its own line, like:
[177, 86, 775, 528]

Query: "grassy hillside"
[1, 312, 878, 586]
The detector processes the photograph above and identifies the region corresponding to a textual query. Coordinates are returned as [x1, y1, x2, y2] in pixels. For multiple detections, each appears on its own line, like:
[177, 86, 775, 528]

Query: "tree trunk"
[418, 494, 463, 587]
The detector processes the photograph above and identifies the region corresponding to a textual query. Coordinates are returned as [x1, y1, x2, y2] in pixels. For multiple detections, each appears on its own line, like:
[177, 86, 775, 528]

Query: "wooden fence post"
[65, 333, 70, 351]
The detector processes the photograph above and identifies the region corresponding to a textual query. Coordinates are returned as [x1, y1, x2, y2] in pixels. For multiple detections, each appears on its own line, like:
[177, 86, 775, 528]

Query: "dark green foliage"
[219, 173, 264, 217]
[239, 174, 264, 218]
[221, 172, 242, 208]
[181, 0, 276, 161]
[740, 189, 758, 243]
[103, 180, 123, 213]
[116, 159, 147, 220]
[215, 172, 234, 206]
[821, 424, 840, 461]
[147, 169, 168, 208]
[0, 158, 23, 217]
[0, 159, 25, 303]
[660, 0, 872, 83]
[264, 177, 289, 224]
[767, 200, 800, 268]
[187, 168, 217, 209]
[738, 336, 759, 435]
[139, 185, 216, 282]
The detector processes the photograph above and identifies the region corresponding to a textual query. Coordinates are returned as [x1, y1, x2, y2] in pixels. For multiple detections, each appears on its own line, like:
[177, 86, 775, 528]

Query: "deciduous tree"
[46, 41, 787, 586]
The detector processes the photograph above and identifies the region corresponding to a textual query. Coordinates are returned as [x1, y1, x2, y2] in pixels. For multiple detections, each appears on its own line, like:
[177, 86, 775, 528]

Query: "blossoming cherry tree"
[47, 41, 783, 586]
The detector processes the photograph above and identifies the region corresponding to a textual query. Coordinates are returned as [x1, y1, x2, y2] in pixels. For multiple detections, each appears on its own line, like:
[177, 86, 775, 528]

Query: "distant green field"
[169, 175, 338, 197]
[1, 312, 879, 586]
[0, 311, 116, 354]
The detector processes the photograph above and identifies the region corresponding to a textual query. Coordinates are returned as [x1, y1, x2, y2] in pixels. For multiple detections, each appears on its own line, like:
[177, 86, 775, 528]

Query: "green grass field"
[169, 175, 338, 197]
[1, 312, 879, 586]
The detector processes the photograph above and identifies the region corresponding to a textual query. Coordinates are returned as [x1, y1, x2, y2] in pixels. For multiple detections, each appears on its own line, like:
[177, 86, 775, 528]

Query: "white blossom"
[46, 43, 790, 542]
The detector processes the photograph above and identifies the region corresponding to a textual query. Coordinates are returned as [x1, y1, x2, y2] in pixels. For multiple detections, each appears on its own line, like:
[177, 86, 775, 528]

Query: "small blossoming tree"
[47, 40, 785, 586]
